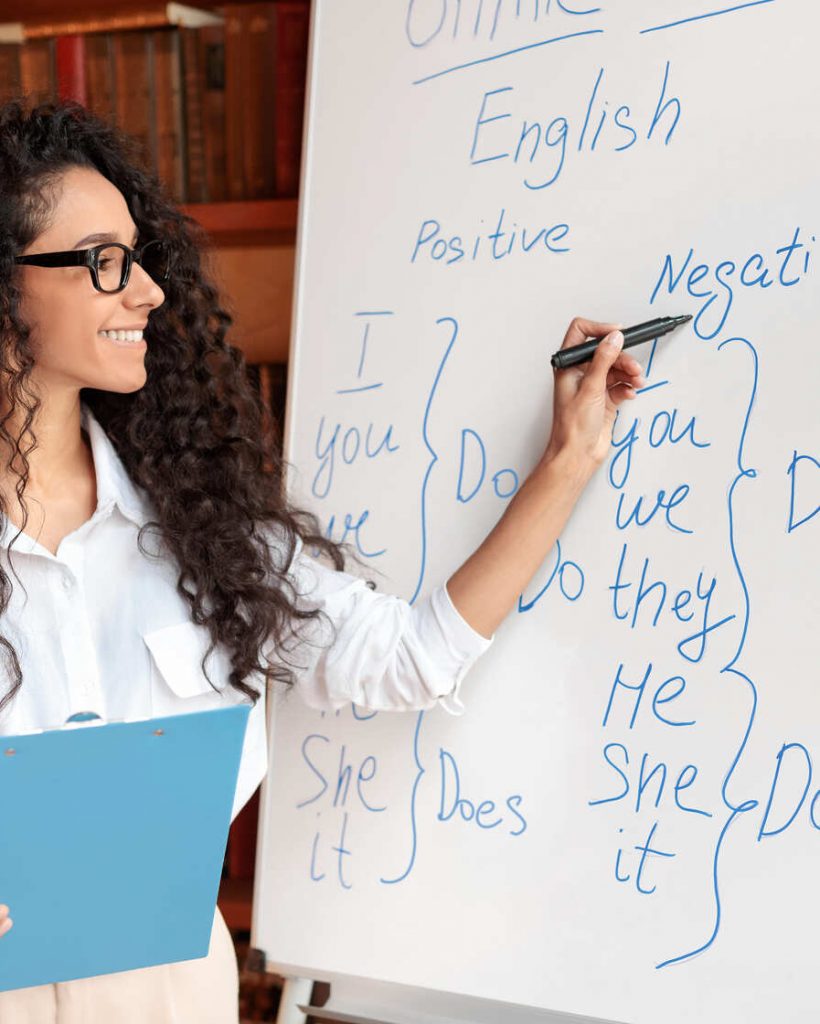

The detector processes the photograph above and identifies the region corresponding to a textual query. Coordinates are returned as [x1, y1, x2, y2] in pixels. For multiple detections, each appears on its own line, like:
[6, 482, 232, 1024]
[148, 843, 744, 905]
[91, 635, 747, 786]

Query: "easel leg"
[276, 976, 314, 1024]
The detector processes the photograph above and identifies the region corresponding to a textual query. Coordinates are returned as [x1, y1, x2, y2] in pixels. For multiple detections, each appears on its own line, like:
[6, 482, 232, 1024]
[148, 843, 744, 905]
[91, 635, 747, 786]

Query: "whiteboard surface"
[254, 3, 820, 1022]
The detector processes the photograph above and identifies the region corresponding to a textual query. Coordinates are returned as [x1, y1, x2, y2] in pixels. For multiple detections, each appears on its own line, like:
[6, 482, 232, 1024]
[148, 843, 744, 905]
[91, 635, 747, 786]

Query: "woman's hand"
[0, 905, 12, 938]
[446, 315, 647, 639]
[542, 317, 646, 473]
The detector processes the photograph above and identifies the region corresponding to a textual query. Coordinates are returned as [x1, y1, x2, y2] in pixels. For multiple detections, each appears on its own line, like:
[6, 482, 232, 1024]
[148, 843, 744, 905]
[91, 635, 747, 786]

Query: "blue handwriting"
[468, 62, 679, 190]
[649, 228, 814, 341]
[609, 543, 735, 663]
[412, 207, 570, 265]
[437, 747, 528, 835]
[787, 450, 819, 533]
[312, 417, 400, 499]
[457, 428, 520, 502]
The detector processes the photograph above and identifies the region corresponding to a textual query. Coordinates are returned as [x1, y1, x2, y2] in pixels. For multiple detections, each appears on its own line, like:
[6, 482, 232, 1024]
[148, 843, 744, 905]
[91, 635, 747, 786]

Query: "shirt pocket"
[143, 621, 232, 715]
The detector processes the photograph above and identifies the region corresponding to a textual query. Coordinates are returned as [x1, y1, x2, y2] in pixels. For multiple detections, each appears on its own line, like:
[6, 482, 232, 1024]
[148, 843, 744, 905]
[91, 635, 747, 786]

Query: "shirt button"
[61, 576, 73, 591]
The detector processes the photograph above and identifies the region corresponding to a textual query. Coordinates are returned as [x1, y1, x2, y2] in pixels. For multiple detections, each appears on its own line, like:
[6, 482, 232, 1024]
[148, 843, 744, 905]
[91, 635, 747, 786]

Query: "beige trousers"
[0, 907, 238, 1024]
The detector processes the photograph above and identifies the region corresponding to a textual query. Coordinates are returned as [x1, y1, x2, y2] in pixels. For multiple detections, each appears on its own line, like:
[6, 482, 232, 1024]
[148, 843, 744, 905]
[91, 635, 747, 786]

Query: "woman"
[0, 98, 645, 1022]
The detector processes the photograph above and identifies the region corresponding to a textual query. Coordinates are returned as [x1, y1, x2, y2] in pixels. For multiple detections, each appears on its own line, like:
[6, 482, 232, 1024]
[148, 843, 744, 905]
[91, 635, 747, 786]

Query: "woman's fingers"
[607, 364, 646, 390]
[552, 318, 648, 416]
[546, 317, 652, 464]
[607, 380, 640, 404]
[555, 331, 648, 405]
[560, 316, 622, 350]
[580, 330, 626, 393]
[612, 352, 644, 376]
[0, 905, 13, 937]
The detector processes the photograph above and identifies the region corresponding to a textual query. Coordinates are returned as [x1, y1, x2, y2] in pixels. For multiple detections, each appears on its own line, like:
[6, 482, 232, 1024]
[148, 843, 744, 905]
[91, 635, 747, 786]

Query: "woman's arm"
[446, 318, 644, 639]
[280, 317, 644, 715]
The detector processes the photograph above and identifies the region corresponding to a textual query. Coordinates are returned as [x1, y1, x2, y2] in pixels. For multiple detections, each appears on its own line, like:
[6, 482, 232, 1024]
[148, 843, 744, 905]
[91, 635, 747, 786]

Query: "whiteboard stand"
[272, 970, 625, 1024]
[276, 976, 313, 1024]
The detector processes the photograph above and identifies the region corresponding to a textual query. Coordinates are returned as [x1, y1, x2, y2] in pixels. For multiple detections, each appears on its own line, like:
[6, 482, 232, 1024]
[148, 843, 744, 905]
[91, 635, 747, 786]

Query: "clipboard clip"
[63, 713, 168, 737]
[63, 711, 105, 729]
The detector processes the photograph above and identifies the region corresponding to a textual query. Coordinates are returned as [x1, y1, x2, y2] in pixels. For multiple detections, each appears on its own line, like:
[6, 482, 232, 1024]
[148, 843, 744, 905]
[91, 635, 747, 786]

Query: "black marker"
[550, 315, 692, 370]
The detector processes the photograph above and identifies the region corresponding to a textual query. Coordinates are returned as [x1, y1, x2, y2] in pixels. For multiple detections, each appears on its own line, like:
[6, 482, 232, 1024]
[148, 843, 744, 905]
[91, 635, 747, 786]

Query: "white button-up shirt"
[0, 405, 492, 820]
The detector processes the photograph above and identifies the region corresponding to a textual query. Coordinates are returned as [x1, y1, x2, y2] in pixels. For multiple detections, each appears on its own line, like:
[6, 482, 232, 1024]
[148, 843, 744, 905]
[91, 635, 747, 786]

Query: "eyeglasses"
[14, 240, 173, 294]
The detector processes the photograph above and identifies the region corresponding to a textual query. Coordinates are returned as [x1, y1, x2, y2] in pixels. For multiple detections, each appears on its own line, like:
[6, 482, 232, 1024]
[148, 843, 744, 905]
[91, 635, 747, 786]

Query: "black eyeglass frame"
[14, 240, 172, 294]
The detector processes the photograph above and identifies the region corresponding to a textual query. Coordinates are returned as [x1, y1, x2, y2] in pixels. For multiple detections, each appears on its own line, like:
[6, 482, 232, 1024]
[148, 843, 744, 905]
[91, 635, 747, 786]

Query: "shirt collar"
[0, 405, 152, 556]
[80, 403, 152, 529]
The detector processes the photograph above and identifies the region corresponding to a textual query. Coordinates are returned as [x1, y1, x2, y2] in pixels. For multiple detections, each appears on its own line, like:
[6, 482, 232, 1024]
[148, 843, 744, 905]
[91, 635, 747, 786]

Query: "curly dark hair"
[0, 96, 345, 714]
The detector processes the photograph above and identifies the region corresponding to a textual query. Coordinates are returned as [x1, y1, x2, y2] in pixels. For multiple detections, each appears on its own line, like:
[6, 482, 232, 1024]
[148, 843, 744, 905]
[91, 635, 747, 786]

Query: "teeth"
[98, 329, 143, 342]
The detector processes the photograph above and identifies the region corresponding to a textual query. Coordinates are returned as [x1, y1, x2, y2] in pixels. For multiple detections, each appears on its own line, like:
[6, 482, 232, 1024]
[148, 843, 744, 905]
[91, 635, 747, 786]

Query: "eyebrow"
[71, 229, 140, 250]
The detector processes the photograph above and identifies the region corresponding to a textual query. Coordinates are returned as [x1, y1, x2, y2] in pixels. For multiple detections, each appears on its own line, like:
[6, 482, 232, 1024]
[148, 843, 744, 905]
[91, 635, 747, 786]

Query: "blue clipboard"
[0, 704, 249, 992]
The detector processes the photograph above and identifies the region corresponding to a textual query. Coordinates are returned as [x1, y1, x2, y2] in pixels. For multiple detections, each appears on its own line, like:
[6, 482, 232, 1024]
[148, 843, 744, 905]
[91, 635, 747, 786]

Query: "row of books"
[0, 2, 310, 202]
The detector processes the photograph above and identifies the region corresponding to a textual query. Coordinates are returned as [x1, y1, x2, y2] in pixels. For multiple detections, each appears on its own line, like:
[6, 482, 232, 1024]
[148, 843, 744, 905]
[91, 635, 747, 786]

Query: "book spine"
[113, 31, 154, 173]
[180, 27, 208, 203]
[241, 5, 277, 200]
[55, 34, 87, 105]
[84, 33, 117, 122]
[223, 6, 246, 200]
[274, 1, 310, 198]
[0, 44, 22, 105]
[146, 34, 159, 177]
[198, 24, 227, 202]
[152, 28, 186, 201]
[19, 37, 57, 107]
[168, 28, 187, 201]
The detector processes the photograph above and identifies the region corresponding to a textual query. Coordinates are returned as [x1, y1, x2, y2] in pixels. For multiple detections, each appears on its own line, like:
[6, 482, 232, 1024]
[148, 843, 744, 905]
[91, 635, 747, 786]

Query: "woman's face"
[16, 165, 166, 398]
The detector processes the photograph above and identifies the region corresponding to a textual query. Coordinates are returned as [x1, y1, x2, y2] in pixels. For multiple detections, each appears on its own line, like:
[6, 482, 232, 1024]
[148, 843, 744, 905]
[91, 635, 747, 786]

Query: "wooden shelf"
[1, 0, 116, 18]
[0, 1, 306, 19]
[180, 199, 298, 247]
[218, 876, 254, 932]
[0, 1, 224, 20]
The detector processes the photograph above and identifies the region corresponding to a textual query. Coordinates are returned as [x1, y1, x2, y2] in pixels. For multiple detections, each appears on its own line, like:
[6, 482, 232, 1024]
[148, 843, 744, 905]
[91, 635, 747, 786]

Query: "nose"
[125, 261, 166, 311]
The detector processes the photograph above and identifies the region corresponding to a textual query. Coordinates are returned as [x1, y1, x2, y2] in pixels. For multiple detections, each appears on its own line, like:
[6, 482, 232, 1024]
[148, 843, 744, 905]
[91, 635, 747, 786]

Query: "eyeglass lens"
[96, 242, 171, 293]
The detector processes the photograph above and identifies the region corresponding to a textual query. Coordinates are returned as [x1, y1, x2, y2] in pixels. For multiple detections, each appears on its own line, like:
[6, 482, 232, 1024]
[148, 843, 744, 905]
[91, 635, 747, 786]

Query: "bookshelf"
[1, 0, 308, 364]
[1, 0, 289, 23]
[181, 197, 298, 244]
[0, 0, 309, 935]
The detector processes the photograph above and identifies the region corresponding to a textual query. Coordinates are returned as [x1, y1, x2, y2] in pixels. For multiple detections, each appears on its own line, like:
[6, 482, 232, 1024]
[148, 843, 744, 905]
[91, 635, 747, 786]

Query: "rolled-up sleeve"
[279, 538, 493, 715]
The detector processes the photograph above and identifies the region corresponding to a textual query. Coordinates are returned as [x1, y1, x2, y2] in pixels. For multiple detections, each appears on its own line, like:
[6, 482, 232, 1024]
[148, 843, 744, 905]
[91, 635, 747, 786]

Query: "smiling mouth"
[98, 329, 145, 346]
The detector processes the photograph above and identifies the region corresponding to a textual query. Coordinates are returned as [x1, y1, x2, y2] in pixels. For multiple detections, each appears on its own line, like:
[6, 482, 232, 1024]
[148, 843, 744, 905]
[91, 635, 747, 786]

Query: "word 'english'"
[470, 62, 680, 190]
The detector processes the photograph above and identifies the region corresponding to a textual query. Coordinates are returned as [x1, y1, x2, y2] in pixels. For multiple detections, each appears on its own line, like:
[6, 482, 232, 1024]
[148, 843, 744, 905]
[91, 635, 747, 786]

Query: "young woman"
[0, 98, 645, 1022]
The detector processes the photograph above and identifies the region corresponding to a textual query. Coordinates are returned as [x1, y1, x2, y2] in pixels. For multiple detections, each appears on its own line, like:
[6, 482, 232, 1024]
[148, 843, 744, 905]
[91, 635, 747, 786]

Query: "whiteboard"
[253, 2, 820, 1022]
